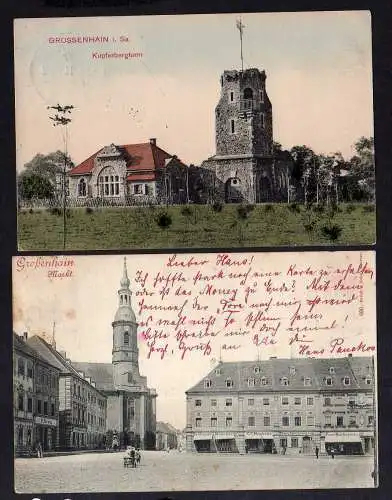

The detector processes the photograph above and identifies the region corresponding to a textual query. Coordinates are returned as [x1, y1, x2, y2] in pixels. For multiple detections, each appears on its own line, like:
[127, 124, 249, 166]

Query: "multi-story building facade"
[156, 422, 178, 451]
[13, 332, 61, 455]
[186, 356, 375, 456]
[27, 336, 107, 450]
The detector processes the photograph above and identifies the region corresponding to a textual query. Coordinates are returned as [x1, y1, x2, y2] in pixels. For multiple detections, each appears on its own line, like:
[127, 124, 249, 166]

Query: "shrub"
[212, 201, 224, 213]
[29, 208, 34, 214]
[181, 206, 193, 217]
[237, 204, 254, 220]
[264, 204, 274, 212]
[304, 221, 316, 234]
[288, 203, 300, 213]
[321, 224, 343, 242]
[313, 204, 325, 213]
[85, 206, 94, 214]
[363, 204, 375, 213]
[346, 204, 356, 213]
[49, 207, 62, 216]
[156, 212, 172, 230]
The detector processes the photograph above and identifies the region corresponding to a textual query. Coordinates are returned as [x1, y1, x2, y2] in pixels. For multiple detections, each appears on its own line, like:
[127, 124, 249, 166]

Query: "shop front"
[244, 433, 274, 453]
[324, 433, 364, 455]
[214, 434, 238, 453]
[193, 434, 213, 453]
[34, 415, 58, 451]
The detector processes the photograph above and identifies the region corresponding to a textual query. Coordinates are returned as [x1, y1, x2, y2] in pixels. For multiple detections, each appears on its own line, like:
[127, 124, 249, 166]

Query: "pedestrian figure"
[130, 447, 136, 467]
[136, 448, 141, 466]
[36, 441, 43, 458]
[315, 446, 319, 459]
[330, 448, 335, 459]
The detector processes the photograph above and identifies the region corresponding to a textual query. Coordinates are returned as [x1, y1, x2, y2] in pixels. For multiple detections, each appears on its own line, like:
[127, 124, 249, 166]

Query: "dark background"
[1, 0, 391, 499]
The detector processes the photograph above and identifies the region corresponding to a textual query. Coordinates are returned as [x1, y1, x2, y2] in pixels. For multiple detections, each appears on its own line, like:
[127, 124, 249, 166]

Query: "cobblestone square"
[14, 450, 375, 493]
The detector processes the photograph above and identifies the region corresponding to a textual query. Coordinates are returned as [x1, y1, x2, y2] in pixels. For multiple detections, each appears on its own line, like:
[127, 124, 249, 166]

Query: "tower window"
[230, 119, 235, 134]
[243, 87, 253, 99]
[261, 112, 265, 128]
[260, 89, 264, 102]
[230, 91, 234, 102]
[124, 332, 129, 345]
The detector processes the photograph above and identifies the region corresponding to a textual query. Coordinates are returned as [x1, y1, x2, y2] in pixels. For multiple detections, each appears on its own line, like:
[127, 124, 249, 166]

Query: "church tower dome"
[112, 257, 140, 389]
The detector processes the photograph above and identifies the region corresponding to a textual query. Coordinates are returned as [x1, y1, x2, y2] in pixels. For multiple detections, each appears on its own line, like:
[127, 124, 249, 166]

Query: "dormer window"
[281, 377, 289, 386]
[247, 378, 255, 387]
[325, 377, 333, 386]
[204, 379, 212, 389]
[215, 368, 221, 376]
[254, 366, 260, 374]
[304, 377, 312, 386]
[289, 367, 296, 376]
[365, 377, 372, 385]
[329, 367, 335, 375]
[343, 377, 351, 386]
[261, 377, 267, 386]
[226, 378, 233, 388]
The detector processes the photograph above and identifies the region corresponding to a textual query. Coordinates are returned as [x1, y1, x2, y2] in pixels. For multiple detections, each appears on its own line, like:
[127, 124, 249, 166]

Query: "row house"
[13, 333, 60, 455]
[185, 356, 375, 456]
[26, 335, 107, 450]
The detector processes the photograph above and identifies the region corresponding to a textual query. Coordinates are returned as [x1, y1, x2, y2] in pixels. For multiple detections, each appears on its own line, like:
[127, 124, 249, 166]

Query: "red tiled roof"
[68, 142, 186, 177]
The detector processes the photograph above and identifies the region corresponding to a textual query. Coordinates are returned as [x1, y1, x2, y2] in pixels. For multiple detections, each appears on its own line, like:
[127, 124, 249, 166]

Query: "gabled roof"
[27, 335, 81, 375]
[186, 357, 374, 394]
[68, 141, 187, 178]
[13, 333, 59, 369]
[156, 422, 178, 434]
[71, 362, 114, 392]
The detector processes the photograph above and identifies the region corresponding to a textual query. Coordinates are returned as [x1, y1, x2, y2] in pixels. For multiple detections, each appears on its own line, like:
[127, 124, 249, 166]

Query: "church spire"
[120, 256, 130, 289]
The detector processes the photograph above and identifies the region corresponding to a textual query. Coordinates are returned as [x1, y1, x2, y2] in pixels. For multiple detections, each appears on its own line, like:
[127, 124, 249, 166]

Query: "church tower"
[112, 257, 140, 389]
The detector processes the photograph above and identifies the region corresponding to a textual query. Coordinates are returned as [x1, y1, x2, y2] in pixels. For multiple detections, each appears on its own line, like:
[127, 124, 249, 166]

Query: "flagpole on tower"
[236, 18, 245, 72]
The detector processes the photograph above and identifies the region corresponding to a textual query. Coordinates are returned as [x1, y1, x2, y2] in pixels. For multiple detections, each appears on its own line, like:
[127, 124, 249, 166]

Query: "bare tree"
[47, 104, 74, 250]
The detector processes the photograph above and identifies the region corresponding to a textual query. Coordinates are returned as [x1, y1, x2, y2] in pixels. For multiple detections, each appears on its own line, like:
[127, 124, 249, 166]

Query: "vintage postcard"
[14, 11, 375, 251]
[13, 250, 377, 492]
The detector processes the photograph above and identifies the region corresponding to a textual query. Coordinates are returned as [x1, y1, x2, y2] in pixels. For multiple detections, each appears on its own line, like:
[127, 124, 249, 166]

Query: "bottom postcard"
[12, 250, 377, 492]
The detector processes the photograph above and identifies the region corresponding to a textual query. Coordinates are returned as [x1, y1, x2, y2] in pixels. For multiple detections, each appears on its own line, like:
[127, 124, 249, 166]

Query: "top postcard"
[14, 11, 375, 252]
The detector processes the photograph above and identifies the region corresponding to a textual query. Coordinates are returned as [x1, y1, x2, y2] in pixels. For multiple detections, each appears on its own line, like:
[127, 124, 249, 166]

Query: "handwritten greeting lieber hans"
[133, 253, 375, 361]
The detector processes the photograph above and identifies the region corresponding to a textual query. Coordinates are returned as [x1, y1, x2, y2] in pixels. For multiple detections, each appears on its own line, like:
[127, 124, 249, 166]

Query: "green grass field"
[17, 203, 376, 251]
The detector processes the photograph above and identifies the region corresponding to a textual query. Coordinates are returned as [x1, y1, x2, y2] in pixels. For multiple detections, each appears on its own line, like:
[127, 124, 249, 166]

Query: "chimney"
[59, 350, 67, 359]
[23, 332, 28, 342]
[149, 138, 156, 146]
[348, 353, 353, 358]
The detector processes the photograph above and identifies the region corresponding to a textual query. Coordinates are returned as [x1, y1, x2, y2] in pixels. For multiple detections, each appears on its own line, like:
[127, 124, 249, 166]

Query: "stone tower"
[200, 68, 281, 204]
[112, 257, 140, 389]
[215, 68, 273, 157]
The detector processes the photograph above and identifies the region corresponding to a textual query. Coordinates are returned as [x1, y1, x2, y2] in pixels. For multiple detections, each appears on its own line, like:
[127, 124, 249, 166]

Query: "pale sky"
[14, 11, 373, 170]
[13, 251, 376, 430]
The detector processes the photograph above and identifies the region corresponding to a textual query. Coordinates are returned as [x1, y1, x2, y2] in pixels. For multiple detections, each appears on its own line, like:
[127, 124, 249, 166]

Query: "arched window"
[78, 178, 87, 197]
[124, 332, 129, 345]
[98, 166, 120, 197]
[243, 87, 253, 99]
